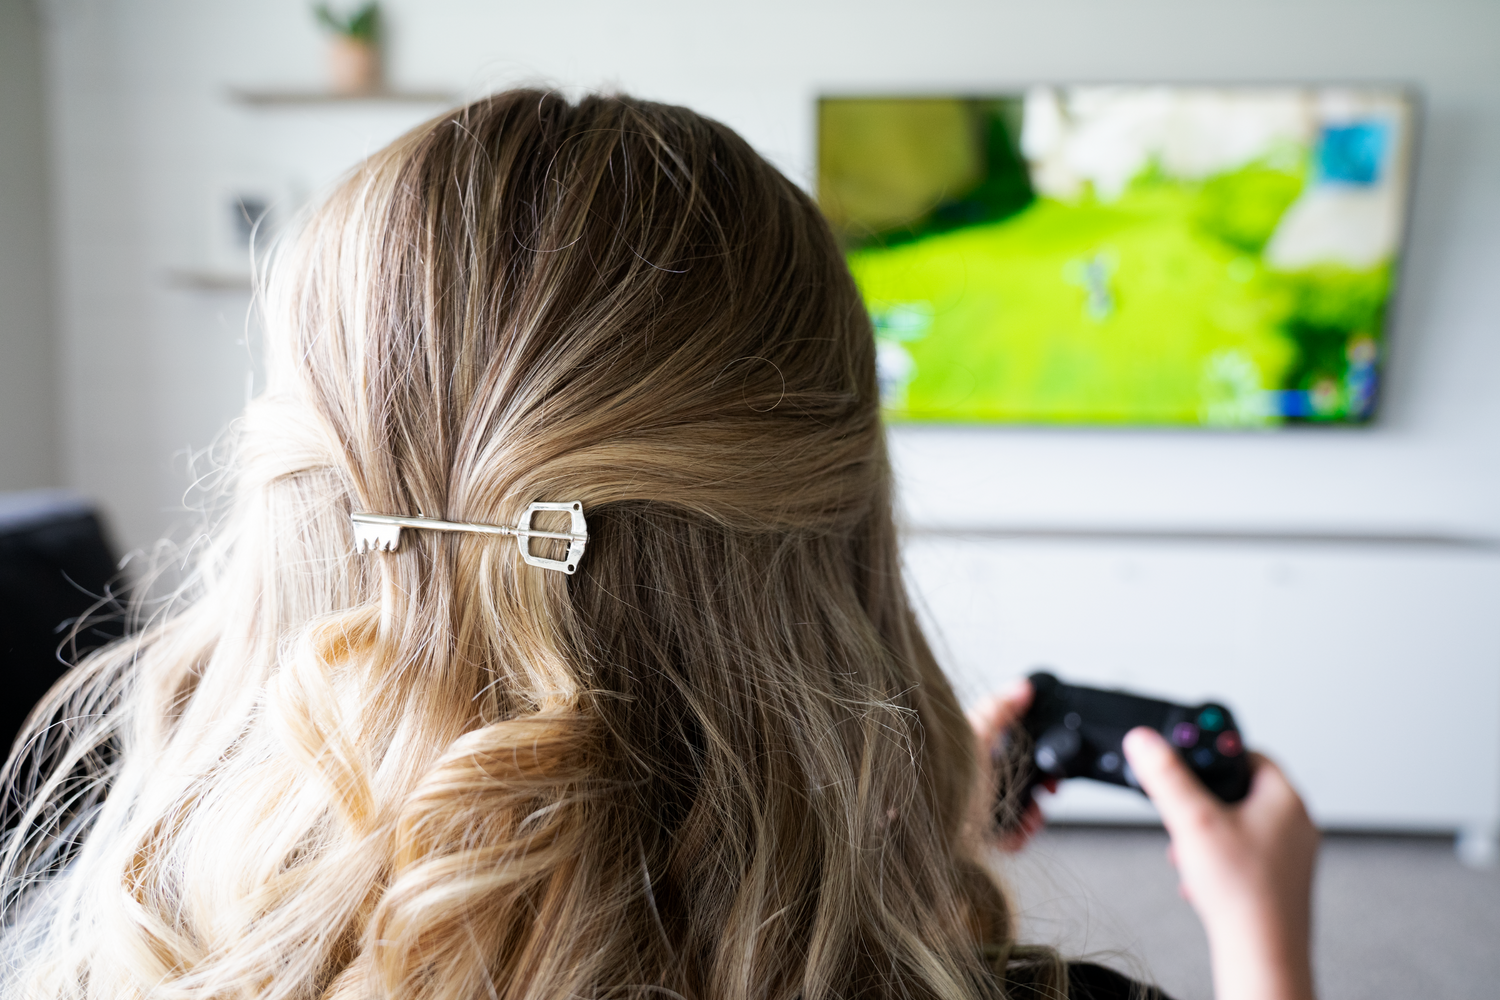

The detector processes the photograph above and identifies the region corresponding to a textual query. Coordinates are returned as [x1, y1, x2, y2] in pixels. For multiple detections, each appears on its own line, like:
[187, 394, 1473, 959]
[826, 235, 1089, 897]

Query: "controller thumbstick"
[1034, 725, 1082, 776]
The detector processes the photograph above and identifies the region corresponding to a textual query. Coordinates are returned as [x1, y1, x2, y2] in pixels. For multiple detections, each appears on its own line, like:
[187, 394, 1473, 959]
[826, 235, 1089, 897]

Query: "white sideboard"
[902, 533, 1500, 864]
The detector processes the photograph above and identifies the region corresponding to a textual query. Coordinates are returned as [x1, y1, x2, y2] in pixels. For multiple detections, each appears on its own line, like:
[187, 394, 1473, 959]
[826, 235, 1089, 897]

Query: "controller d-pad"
[1034, 725, 1082, 775]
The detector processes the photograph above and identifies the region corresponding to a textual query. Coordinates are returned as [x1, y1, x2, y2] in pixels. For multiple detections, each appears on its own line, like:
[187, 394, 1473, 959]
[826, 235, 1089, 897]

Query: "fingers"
[1122, 726, 1222, 836]
[1245, 752, 1294, 803]
[1243, 753, 1307, 817]
[968, 678, 1033, 750]
[971, 679, 1038, 852]
[1244, 753, 1320, 848]
[998, 799, 1045, 853]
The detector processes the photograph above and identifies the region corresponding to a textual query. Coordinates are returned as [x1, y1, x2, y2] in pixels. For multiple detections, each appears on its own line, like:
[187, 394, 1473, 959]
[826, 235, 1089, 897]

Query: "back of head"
[2, 91, 1014, 1000]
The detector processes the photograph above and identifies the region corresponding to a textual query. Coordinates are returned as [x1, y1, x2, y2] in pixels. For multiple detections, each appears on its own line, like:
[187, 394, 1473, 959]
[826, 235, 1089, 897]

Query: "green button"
[1197, 707, 1225, 731]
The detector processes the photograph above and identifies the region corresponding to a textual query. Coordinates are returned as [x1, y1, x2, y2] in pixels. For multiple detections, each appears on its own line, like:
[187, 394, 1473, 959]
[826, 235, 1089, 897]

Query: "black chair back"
[0, 491, 123, 759]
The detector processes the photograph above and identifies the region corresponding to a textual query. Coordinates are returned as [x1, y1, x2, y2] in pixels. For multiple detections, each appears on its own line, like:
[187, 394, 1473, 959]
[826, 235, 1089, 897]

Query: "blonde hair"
[2, 91, 1057, 1000]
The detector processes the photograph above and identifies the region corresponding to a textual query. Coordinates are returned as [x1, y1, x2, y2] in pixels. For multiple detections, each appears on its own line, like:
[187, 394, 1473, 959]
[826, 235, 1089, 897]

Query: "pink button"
[1216, 731, 1243, 757]
[1172, 722, 1199, 747]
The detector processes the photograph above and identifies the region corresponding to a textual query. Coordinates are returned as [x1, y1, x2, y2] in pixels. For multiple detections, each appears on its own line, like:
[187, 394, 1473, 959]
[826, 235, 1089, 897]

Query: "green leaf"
[348, 3, 379, 41]
[312, 2, 379, 41]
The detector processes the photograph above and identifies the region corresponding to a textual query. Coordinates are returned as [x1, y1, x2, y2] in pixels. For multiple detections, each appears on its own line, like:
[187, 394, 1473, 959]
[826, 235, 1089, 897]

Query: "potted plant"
[314, 2, 381, 96]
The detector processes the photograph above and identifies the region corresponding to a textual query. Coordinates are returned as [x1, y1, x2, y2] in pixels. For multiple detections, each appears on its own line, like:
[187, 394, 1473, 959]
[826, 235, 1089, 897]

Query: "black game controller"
[995, 671, 1252, 829]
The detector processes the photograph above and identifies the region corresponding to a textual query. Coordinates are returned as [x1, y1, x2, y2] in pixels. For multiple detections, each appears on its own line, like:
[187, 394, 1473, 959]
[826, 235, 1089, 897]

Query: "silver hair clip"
[351, 502, 588, 575]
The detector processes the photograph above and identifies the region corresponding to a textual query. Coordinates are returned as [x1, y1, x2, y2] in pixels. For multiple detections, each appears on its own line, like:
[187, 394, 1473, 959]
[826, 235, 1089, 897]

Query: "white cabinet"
[903, 534, 1500, 860]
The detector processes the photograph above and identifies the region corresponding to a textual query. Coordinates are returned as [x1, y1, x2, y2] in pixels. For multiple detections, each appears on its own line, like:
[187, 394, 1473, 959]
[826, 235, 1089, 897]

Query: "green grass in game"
[853, 179, 1294, 424]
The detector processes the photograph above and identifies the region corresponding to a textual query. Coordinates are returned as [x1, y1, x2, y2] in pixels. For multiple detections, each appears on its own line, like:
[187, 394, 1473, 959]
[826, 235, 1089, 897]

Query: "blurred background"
[1, 2, 1497, 996]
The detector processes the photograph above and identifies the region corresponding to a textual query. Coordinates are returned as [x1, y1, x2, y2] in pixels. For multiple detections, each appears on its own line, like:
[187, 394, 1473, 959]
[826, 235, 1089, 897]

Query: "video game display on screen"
[818, 87, 1415, 426]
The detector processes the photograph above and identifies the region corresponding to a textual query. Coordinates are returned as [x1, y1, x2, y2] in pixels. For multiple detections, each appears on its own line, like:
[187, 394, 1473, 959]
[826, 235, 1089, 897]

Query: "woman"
[0, 91, 1317, 1000]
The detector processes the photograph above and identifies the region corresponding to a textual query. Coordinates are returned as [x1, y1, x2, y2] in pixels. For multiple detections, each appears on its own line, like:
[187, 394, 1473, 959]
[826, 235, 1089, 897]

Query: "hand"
[968, 679, 1052, 852]
[1123, 727, 1320, 1000]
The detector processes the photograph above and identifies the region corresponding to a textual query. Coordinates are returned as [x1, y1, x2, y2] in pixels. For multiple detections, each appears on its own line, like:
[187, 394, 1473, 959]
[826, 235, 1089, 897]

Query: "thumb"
[1123, 726, 1222, 835]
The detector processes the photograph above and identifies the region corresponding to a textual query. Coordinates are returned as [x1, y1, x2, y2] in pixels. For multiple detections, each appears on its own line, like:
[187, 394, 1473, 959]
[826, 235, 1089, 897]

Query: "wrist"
[1203, 913, 1315, 1000]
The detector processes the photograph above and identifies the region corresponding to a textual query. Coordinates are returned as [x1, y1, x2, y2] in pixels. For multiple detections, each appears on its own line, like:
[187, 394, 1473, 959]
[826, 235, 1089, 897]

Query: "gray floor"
[993, 827, 1500, 1000]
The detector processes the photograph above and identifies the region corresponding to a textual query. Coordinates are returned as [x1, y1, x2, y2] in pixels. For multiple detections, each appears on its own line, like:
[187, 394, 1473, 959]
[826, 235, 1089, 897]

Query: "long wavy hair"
[1, 91, 1058, 1000]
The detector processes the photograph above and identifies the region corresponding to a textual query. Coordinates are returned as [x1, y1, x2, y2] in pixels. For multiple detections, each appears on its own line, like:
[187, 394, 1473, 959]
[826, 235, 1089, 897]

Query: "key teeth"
[353, 522, 402, 554]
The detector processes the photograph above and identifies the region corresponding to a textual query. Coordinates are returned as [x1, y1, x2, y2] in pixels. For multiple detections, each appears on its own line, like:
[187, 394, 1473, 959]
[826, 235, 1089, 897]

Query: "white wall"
[30, 0, 1500, 839]
[0, 0, 59, 491]
[36, 0, 1500, 549]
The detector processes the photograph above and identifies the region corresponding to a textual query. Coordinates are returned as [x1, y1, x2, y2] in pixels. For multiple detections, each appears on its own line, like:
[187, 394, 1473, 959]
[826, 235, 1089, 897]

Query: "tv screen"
[817, 86, 1415, 426]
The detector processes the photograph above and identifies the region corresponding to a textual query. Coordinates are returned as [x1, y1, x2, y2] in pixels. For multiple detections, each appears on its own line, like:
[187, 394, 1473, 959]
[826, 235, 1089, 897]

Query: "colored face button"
[1191, 747, 1215, 769]
[1197, 707, 1226, 731]
[1216, 730, 1243, 757]
[1171, 722, 1200, 748]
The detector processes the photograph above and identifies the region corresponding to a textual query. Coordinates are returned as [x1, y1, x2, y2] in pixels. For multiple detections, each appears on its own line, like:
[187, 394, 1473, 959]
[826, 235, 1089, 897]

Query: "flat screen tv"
[817, 86, 1416, 426]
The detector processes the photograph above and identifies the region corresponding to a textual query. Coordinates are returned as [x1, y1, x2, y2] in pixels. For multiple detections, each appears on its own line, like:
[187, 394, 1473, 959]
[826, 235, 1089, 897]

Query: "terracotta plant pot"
[328, 36, 381, 96]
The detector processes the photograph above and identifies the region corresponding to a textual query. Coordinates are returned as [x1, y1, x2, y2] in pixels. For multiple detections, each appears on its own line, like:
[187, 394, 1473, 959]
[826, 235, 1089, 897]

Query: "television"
[817, 86, 1416, 427]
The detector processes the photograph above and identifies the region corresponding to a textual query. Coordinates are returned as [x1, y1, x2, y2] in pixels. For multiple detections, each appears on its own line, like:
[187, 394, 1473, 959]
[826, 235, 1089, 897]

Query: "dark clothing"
[1067, 963, 1172, 1000]
[1006, 961, 1173, 1000]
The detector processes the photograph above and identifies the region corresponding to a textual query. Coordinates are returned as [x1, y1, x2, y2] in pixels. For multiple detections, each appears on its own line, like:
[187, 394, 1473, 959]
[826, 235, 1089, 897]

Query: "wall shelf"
[227, 88, 457, 107]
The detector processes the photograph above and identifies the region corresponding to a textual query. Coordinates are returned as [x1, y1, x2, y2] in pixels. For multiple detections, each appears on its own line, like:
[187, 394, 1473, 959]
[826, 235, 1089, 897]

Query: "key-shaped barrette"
[351, 502, 588, 575]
